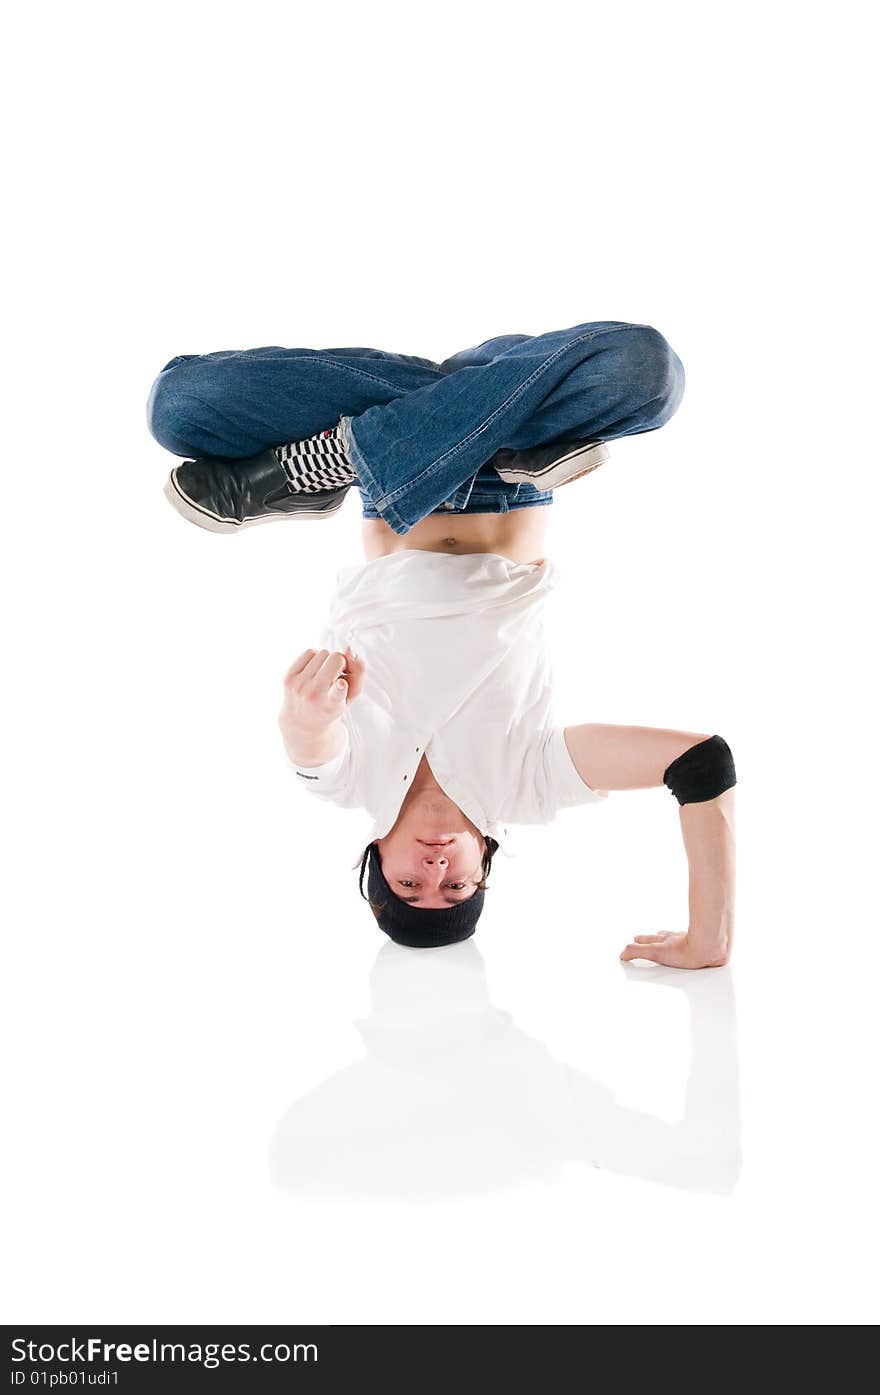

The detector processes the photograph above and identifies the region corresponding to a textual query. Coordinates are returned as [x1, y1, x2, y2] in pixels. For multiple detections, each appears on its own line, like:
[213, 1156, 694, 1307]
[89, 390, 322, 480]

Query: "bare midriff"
[361, 506, 549, 566]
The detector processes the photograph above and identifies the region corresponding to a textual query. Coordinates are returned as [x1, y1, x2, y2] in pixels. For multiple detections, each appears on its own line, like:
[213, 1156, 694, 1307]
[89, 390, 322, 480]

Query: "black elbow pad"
[663, 735, 736, 805]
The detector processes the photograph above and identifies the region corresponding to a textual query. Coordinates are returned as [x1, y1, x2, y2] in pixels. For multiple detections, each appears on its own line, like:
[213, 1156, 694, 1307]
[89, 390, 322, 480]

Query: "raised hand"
[280, 645, 366, 736]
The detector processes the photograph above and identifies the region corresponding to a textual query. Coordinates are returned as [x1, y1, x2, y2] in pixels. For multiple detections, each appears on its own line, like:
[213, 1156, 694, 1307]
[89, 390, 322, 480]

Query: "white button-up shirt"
[286, 550, 608, 868]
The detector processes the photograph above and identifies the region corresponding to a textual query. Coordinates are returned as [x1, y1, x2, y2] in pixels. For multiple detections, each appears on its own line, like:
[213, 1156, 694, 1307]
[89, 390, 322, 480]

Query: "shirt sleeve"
[545, 726, 609, 812]
[285, 723, 361, 808]
[501, 725, 609, 824]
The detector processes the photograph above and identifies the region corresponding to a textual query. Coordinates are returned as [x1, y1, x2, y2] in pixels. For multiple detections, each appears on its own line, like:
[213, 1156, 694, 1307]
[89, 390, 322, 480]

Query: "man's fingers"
[301, 649, 330, 680]
[340, 647, 365, 703]
[620, 942, 661, 962]
[344, 648, 366, 679]
[283, 649, 318, 685]
[314, 651, 348, 687]
[284, 646, 359, 700]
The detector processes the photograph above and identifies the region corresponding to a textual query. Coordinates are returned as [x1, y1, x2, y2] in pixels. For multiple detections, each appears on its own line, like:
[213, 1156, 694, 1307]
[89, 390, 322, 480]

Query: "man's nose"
[423, 853, 448, 868]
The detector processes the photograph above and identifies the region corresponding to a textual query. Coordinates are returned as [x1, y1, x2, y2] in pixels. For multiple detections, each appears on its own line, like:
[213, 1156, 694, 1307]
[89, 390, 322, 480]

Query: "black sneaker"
[163, 449, 350, 533]
[491, 438, 609, 490]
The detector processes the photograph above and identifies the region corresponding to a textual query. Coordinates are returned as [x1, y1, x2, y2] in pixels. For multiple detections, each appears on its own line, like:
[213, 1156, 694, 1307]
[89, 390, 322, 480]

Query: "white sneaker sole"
[164, 469, 347, 533]
[494, 440, 609, 490]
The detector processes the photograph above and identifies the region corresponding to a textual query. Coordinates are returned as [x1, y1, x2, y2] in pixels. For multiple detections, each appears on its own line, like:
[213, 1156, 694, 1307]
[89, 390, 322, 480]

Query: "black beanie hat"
[358, 843, 486, 948]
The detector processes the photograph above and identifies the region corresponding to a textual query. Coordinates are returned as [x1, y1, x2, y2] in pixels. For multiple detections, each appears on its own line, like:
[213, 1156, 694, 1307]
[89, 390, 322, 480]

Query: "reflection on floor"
[270, 941, 741, 1200]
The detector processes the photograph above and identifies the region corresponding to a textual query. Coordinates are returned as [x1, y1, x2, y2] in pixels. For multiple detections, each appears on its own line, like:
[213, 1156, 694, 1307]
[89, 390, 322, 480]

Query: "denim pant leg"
[145, 340, 558, 522]
[340, 320, 685, 535]
[145, 344, 445, 459]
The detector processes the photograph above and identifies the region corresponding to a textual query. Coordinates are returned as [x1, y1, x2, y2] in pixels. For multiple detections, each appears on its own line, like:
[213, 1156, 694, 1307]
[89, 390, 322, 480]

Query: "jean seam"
[342, 416, 409, 534]
[380, 323, 641, 509]
[161, 353, 412, 396]
[456, 471, 478, 510]
[359, 502, 553, 519]
[304, 356, 422, 395]
[360, 498, 553, 518]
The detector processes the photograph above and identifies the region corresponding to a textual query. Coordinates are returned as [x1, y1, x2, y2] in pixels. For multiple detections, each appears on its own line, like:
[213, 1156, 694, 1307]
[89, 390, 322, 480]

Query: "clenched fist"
[279, 645, 366, 737]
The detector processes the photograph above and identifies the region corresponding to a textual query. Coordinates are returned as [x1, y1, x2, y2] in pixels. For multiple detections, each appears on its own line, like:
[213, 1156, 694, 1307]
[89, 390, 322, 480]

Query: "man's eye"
[398, 880, 467, 891]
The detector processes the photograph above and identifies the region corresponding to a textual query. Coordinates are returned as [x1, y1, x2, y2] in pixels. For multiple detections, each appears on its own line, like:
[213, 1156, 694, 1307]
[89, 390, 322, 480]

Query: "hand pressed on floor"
[619, 931, 730, 971]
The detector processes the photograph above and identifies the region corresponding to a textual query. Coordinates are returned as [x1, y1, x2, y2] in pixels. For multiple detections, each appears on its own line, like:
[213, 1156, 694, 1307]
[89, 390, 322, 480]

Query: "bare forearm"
[680, 786, 736, 964]
[280, 718, 346, 767]
[278, 646, 364, 767]
[564, 722, 738, 969]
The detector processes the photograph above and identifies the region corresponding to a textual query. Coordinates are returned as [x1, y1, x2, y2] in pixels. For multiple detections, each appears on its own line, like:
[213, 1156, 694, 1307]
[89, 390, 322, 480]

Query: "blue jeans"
[146, 321, 685, 536]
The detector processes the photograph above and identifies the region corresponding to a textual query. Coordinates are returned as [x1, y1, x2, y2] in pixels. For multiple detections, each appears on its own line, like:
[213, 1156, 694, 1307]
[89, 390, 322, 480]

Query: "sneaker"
[491, 438, 609, 490]
[163, 449, 350, 533]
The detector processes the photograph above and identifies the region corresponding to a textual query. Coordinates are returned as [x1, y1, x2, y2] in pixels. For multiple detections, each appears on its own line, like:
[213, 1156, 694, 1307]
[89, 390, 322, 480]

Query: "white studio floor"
[5, 803, 877, 1326]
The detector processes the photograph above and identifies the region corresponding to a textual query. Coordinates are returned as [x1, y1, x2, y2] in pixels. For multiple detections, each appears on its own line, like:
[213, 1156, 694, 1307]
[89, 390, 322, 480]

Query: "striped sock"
[273, 422, 356, 493]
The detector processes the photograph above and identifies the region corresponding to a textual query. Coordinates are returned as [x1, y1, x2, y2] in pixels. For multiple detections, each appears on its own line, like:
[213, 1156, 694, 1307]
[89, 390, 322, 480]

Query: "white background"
[3, 0, 877, 1325]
